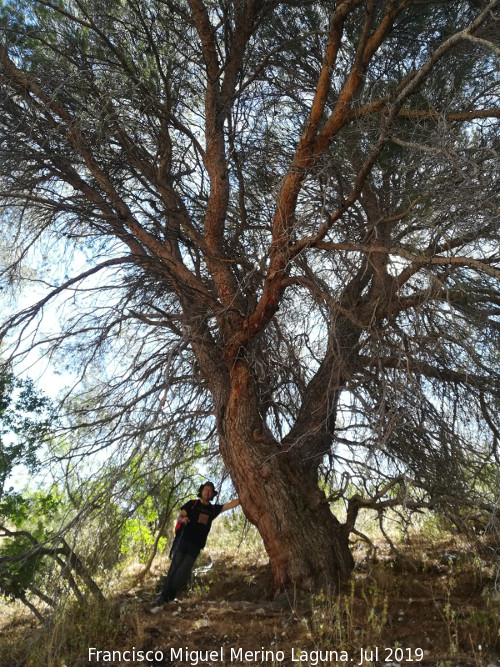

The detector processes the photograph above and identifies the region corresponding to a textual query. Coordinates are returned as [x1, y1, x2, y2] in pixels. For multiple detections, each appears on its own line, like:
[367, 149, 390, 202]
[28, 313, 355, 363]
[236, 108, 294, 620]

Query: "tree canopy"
[1, 0, 499, 591]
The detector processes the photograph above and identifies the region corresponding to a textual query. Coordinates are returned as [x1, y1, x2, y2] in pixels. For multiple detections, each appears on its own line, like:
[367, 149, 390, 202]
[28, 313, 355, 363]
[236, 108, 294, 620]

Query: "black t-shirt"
[180, 499, 223, 549]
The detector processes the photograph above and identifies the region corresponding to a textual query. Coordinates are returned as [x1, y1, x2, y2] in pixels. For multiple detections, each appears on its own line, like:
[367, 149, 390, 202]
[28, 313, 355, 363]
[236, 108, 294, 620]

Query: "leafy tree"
[0, 373, 53, 507]
[0, 378, 105, 614]
[0, 0, 499, 592]
[0, 509, 106, 616]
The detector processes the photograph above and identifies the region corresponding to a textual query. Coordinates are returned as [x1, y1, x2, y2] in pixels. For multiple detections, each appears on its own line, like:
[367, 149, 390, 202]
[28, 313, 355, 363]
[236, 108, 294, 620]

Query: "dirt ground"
[1, 536, 500, 667]
[104, 537, 500, 667]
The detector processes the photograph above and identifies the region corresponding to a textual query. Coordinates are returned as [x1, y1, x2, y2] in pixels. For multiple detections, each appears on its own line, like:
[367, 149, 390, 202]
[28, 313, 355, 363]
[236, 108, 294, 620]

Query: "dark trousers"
[160, 541, 200, 601]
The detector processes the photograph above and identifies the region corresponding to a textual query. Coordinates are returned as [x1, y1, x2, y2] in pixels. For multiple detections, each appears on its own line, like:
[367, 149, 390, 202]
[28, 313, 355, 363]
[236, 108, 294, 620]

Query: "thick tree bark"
[216, 360, 353, 592]
[232, 449, 353, 591]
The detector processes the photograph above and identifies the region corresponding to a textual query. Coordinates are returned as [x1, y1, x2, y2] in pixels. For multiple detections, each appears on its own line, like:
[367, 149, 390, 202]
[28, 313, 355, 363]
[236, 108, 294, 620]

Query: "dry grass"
[1, 530, 499, 666]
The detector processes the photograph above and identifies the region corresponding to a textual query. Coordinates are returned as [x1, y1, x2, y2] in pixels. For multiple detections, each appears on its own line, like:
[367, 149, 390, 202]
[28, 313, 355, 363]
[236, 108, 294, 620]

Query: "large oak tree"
[1, 0, 499, 591]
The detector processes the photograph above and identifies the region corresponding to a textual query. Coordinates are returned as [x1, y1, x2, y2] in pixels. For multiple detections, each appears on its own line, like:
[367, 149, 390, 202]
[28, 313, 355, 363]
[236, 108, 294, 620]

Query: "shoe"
[155, 593, 175, 605]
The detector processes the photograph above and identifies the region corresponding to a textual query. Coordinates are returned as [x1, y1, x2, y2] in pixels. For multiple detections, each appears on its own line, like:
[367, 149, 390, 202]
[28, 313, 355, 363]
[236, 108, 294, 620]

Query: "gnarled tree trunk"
[216, 359, 354, 592]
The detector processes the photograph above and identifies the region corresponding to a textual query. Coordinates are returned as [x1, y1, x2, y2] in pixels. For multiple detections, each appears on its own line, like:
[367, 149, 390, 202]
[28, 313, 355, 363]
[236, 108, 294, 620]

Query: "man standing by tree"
[156, 481, 239, 605]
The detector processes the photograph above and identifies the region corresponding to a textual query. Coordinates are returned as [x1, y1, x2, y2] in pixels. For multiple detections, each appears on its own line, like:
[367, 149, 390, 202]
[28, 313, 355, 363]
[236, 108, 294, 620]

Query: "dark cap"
[197, 480, 219, 497]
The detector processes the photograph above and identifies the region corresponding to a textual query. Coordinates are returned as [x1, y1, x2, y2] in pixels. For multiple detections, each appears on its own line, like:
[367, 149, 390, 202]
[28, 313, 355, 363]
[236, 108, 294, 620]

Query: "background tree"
[0, 373, 53, 507]
[0, 0, 499, 592]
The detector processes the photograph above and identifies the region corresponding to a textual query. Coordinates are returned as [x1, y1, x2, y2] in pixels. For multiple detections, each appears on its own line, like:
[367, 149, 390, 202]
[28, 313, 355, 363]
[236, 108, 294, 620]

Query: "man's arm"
[221, 498, 240, 512]
[177, 509, 189, 524]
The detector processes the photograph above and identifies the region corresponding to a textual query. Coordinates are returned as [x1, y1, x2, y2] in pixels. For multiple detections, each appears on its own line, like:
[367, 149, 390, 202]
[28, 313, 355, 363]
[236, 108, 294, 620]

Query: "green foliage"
[0, 373, 60, 603]
[0, 488, 66, 603]
[0, 373, 54, 501]
[0, 390, 63, 605]
[0, 534, 45, 601]
[120, 496, 166, 561]
[0, 491, 30, 525]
